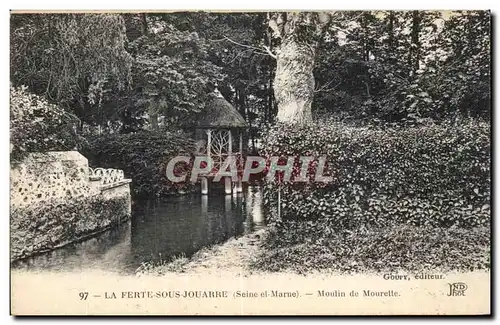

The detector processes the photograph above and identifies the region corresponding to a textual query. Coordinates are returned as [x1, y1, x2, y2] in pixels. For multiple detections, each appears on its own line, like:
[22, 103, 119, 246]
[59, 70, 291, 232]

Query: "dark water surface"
[12, 186, 265, 274]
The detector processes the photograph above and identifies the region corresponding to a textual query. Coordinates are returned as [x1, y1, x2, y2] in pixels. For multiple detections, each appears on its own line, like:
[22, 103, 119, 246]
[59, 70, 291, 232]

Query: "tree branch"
[314, 79, 341, 93]
[268, 12, 283, 39]
[262, 45, 277, 59]
[211, 35, 276, 59]
[330, 25, 352, 35]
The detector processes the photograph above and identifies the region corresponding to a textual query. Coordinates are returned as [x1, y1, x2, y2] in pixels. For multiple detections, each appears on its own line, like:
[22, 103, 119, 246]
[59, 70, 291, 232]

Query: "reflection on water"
[12, 186, 265, 274]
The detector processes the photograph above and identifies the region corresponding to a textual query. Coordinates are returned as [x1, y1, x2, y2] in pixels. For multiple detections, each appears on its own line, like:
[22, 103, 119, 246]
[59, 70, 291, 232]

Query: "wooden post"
[224, 176, 232, 195]
[201, 194, 208, 215]
[207, 129, 212, 158]
[251, 186, 264, 225]
[225, 194, 232, 214]
[237, 132, 243, 193]
[232, 181, 238, 196]
[277, 184, 281, 219]
[226, 129, 233, 194]
[202, 129, 212, 195]
[239, 132, 243, 154]
[201, 177, 208, 195]
[236, 179, 243, 193]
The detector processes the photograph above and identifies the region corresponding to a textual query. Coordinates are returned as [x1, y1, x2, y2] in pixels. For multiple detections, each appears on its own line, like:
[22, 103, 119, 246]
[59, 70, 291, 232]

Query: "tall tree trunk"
[388, 12, 394, 48]
[388, 11, 395, 63]
[268, 58, 277, 122]
[274, 39, 315, 123]
[266, 74, 272, 122]
[141, 13, 148, 36]
[237, 86, 247, 120]
[361, 13, 369, 61]
[141, 13, 159, 130]
[148, 106, 159, 130]
[269, 12, 330, 124]
[265, 26, 273, 123]
[409, 11, 421, 75]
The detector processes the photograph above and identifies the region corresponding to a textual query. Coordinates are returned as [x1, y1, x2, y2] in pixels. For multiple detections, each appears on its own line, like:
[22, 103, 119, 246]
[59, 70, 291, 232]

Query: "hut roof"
[190, 92, 248, 129]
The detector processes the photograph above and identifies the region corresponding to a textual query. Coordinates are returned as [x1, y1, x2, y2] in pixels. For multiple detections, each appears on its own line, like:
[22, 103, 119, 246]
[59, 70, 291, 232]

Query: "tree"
[199, 13, 273, 143]
[10, 11, 490, 136]
[269, 12, 331, 124]
[424, 11, 491, 119]
[10, 14, 133, 131]
[311, 10, 491, 123]
[123, 13, 225, 131]
[157, 12, 275, 146]
[10, 85, 80, 161]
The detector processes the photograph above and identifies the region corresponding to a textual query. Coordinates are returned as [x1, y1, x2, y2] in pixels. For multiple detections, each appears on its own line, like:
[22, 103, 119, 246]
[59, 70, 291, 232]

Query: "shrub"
[256, 118, 490, 272]
[261, 119, 490, 229]
[10, 85, 80, 161]
[81, 130, 196, 198]
[253, 221, 490, 273]
[11, 195, 130, 261]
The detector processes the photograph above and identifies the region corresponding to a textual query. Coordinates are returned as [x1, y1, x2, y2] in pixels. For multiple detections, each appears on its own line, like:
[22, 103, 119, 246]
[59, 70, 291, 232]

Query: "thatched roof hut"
[191, 92, 248, 129]
[183, 91, 248, 194]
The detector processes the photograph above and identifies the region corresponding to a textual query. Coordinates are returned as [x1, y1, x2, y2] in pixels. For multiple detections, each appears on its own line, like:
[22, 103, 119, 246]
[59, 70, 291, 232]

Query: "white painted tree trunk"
[270, 12, 331, 124]
[274, 40, 315, 124]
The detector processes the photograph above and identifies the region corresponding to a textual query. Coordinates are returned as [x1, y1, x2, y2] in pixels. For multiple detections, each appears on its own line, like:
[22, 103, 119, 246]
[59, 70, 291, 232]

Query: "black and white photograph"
[8, 9, 491, 315]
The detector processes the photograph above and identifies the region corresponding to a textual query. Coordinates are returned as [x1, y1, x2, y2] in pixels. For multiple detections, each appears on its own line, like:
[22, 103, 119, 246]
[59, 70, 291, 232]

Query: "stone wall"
[10, 151, 132, 261]
[10, 152, 96, 207]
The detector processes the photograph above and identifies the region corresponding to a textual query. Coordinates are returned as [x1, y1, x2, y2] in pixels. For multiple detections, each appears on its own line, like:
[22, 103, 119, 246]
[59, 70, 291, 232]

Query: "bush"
[81, 130, 196, 198]
[253, 222, 490, 273]
[261, 119, 490, 229]
[11, 195, 130, 261]
[10, 85, 80, 161]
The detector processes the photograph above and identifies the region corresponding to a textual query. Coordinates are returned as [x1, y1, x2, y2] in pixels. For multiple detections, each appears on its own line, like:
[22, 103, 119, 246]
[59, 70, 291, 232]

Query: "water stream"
[12, 186, 265, 275]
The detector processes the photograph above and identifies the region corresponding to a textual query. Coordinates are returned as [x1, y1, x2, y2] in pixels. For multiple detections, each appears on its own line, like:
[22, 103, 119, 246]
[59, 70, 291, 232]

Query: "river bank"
[136, 228, 267, 276]
[136, 223, 490, 277]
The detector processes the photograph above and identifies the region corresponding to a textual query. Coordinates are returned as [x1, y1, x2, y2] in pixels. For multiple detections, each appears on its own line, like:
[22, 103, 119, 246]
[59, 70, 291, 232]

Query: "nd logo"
[447, 282, 468, 296]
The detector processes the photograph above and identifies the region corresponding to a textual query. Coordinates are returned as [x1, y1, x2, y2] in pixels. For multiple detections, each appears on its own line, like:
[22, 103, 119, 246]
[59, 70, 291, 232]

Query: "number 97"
[79, 292, 89, 300]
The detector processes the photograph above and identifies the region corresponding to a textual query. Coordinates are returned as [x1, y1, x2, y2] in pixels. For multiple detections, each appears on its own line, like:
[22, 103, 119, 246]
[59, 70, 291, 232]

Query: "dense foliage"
[10, 11, 490, 134]
[253, 222, 490, 273]
[262, 119, 490, 228]
[314, 11, 490, 122]
[81, 130, 196, 198]
[257, 119, 490, 272]
[10, 14, 132, 131]
[124, 14, 226, 130]
[10, 86, 79, 161]
[11, 194, 130, 261]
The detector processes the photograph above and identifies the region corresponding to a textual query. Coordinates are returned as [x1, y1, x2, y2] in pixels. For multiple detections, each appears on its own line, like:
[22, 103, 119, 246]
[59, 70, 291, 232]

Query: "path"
[137, 229, 266, 276]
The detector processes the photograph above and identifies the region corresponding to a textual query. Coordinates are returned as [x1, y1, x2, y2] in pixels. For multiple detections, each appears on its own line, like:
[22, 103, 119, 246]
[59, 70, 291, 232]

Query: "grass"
[136, 245, 220, 276]
[136, 231, 266, 276]
[136, 254, 190, 275]
[136, 221, 490, 276]
[251, 222, 490, 274]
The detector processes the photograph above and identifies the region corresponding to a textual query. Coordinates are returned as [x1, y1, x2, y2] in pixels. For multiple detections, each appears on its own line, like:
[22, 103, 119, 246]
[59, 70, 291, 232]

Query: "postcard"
[10, 9, 491, 315]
